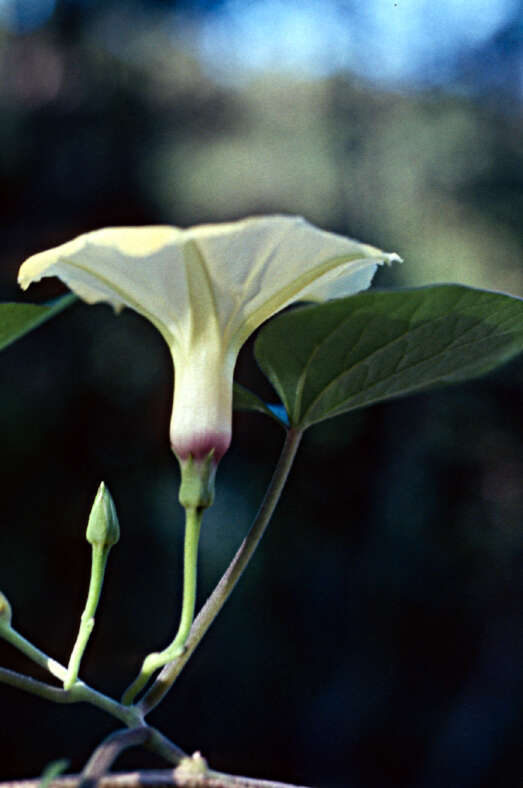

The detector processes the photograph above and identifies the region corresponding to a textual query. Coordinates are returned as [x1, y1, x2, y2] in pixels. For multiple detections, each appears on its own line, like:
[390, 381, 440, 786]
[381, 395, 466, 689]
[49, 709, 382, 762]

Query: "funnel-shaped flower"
[18, 216, 399, 466]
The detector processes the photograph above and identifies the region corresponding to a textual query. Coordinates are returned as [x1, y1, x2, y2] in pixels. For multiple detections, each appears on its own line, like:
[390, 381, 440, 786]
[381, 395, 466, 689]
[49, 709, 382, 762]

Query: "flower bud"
[0, 591, 12, 628]
[86, 482, 120, 549]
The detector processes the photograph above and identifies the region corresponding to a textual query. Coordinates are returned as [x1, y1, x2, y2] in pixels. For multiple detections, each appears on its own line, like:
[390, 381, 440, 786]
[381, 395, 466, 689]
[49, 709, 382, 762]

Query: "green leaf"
[0, 294, 76, 352]
[255, 285, 523, 429]
[233, 382, 288, 427]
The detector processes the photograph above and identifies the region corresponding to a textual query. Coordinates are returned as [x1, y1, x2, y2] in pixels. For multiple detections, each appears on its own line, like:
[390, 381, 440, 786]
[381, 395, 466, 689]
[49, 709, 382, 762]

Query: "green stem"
[71, 683, 143, 726]
[122, 506, 203, 705]
[65, 543, 109, 689]
[138, 427, 303, 717]
[0, 666, 74, 704]
[1, 626, 189, 765]
[145, 727, 187, 765]
[0, 665, 187, 766]
[0, 664, 188, 766]
[0, 665, 141, 726]
[0, 623, 142, 726]
[0, 626, 68, 682]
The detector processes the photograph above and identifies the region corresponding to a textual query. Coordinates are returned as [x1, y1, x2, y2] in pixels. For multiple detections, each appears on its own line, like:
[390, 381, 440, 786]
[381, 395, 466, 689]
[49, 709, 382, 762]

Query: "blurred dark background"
[0, 1, 522, 787]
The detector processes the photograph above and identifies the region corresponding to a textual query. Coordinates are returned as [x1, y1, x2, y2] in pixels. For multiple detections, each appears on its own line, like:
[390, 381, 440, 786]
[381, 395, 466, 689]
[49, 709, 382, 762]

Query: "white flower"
[18, 215, 400, 465]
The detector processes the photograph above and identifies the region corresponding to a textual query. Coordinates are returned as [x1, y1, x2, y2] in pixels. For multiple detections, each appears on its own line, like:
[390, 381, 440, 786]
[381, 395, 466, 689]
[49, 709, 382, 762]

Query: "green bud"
[178, 451, 216, 510]
[86, 482, 120, 548]
[0, 591, 12, 628]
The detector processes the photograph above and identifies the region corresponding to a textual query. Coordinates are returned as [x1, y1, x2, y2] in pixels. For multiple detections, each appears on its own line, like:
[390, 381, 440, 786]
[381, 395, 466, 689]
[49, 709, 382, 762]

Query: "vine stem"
[0, 664, 185, 767]
[0, 626, 70, 683]
[0, 664, 141, 728]
[0, 626, 143, 726]
[0, 428, 309, 787]
[138, 427, 303, 717]
[77, 728, 151, 788]
[0, 768, 313, 788]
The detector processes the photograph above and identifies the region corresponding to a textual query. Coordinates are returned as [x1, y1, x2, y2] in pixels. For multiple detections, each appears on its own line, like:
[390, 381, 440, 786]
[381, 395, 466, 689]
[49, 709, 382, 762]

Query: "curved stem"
[70, 684, 143, 727]
[0, 666, 75, 704]
[0, 626, 68, 682]
[65, 543, 109, 689]
[0, 631, 142, 727]
[146, 728, 187, 765]
[0, 666, 186, 767]
[78, 728, 151, 788]
[77, 726, 189, 783]
[138, 427, 303, 717]
[0, 663, 141, 727]
[122, 506, 203, 705]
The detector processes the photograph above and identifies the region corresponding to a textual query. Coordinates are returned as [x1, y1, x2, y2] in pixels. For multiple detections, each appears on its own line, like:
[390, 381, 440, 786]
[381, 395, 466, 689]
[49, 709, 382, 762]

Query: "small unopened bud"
[86, 482, 120, 549]
[0, 591, 12, 628]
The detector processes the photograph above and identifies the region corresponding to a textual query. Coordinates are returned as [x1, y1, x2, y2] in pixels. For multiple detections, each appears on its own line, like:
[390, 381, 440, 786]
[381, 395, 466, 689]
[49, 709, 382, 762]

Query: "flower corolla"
[18, 215, 400, 465]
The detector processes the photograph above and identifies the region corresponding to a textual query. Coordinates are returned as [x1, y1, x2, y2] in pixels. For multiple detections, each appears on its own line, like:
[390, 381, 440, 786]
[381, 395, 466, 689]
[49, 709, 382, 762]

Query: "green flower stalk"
[64, 482, 119, 690]
[122, 504, 202, 705]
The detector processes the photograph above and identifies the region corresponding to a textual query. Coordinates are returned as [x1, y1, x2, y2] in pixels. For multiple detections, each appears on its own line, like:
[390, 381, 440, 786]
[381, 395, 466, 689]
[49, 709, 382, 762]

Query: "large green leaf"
[254, 285, 523, 429]
[0, 294, 76, 352]
[233, 382, 288, 427]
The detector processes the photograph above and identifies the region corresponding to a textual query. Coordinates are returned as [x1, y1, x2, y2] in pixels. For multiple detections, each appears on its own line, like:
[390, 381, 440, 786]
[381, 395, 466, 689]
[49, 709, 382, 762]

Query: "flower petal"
[18, 226, 186, 347]
[18, 217, 398, 356]
[180, 216, 399, 350]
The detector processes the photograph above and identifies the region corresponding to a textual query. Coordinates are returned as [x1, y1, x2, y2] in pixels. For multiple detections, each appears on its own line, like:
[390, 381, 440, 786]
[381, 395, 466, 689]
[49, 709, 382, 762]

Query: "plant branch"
[0, 663, 142, 728]
[77, 726, 188, 782]
[144, 729, 187, 765]
[78, 729, 151, 788]
[0, 626, 68, 682]
[0, 626, 187, 766]
[138, 428, 303, 717]
[0, 666, 75, 704]
[1, 429, 306, 787]
[0, 669, 186, 767]
[0, 767, 313, 788]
